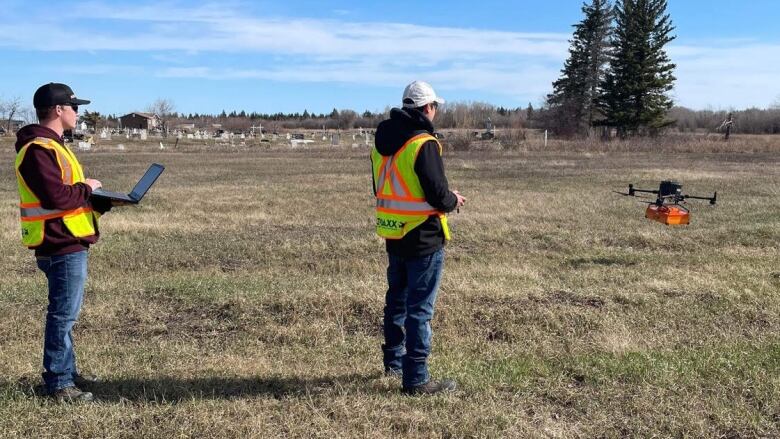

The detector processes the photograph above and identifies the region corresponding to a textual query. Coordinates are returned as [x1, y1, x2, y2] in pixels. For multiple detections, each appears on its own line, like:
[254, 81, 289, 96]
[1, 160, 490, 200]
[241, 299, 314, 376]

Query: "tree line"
[1, 97, 774, 137]
[74, 103, 530, 133]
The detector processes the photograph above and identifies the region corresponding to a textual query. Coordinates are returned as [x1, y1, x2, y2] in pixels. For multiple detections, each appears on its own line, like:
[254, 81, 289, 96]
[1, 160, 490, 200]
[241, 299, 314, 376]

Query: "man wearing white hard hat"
[371, 80, 466, 395]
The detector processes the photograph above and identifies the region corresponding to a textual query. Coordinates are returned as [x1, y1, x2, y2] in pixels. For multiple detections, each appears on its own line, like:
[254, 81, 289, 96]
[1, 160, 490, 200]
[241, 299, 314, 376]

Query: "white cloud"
[2, 2, 570, 59]
[670, 44, 780, 108]
[2, 1, 778, 108]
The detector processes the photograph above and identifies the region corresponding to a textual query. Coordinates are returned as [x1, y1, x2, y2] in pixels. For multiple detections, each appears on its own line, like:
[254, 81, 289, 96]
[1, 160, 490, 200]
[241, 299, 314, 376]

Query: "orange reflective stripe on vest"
[20, 204, 93, 222]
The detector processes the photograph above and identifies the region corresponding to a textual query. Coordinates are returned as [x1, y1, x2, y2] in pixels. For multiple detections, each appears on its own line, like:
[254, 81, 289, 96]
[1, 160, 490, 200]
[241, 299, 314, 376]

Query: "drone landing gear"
[645, 204, 689, 225]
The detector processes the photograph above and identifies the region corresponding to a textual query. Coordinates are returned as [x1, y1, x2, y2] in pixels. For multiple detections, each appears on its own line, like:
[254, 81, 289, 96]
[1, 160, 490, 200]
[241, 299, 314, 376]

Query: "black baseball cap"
[33, 83, 91, 109]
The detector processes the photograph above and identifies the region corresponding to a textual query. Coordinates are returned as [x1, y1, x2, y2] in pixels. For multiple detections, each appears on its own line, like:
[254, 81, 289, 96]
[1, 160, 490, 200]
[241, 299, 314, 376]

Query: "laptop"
[91, 163, 165, 204]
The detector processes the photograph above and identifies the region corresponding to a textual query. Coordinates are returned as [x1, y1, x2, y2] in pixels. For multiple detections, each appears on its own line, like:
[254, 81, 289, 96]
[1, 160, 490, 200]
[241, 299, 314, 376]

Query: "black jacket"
[373, 107, 458, 257]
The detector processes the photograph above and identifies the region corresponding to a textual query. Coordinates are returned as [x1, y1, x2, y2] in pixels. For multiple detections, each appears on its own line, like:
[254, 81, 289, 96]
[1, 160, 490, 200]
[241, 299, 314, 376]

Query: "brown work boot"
[403, 379, 457, 395]
[51, 386, 94, 402]
[73, 373, 100, 387]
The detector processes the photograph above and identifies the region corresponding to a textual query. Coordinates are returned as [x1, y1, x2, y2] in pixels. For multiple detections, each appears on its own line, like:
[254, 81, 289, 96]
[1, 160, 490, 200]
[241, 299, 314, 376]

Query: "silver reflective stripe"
[376, 158, 394, 193]
[20, 206, 66, 218]
[390, 173, 407, 197]
[55, 149, 73, 183]
[376, 198, 436, 212]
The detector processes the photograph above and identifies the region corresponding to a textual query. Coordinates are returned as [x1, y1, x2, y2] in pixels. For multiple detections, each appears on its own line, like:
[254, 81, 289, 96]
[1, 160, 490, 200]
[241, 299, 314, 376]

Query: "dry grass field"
[0, 136, 779, 438]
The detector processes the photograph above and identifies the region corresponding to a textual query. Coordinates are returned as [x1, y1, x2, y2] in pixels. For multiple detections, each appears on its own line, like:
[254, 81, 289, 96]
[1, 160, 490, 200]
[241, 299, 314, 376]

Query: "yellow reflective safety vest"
[15, 136, 98, 248]
[371, 133, 451, 240]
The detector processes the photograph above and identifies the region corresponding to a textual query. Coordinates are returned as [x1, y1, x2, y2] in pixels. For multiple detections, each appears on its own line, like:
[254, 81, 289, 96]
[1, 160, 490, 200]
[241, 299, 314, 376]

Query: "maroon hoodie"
[15, 124, 104, 256]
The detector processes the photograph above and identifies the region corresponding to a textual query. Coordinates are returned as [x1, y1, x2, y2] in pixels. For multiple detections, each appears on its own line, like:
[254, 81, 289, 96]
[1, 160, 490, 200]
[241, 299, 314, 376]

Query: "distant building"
[176, 123, 196, 132]
[119, 112, 159, 130]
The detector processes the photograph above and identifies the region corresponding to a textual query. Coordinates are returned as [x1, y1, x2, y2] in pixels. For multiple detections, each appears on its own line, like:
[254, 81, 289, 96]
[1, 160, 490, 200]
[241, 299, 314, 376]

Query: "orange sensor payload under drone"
[615, 181, 717, 225]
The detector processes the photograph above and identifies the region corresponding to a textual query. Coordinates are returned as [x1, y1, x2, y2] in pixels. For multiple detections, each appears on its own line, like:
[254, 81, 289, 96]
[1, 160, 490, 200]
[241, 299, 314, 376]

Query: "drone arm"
[681, 193, 717, 205]
[631, 188, 659, 195]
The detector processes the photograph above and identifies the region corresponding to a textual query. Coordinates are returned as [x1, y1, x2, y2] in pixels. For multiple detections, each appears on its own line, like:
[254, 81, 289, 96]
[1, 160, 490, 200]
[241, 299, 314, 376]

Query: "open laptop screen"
[130, 163, 165, 201]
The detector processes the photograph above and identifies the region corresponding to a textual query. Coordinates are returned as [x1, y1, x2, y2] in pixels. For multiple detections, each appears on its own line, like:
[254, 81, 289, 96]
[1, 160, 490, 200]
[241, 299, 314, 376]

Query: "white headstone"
[117, 143, 125, 150]
[140, 130, 147, 140]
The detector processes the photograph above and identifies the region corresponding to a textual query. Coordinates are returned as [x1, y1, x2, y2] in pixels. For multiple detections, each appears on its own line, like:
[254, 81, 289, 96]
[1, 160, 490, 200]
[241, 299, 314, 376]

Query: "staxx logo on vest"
[377, 217, 406, 231]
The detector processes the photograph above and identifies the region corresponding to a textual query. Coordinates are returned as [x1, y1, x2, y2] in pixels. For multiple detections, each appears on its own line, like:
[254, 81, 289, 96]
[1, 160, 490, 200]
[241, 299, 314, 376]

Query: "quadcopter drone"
[615, 180, 717, 225]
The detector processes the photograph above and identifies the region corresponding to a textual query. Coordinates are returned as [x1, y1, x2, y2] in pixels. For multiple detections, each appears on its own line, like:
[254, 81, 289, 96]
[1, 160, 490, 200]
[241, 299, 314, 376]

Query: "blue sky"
[1, 0, 779, 116]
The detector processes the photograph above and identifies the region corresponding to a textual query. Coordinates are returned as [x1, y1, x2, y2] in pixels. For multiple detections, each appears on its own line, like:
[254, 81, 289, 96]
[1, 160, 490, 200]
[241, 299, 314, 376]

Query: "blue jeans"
[36, 251, 88, 392]
[382, 248, 444, 388]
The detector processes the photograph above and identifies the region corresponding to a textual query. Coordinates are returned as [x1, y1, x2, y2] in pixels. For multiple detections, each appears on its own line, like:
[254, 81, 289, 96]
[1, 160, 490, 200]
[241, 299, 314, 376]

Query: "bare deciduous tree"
[0, 96, 23, 134]
[337, 109, 357, 130]
[146, 98, 176, 137]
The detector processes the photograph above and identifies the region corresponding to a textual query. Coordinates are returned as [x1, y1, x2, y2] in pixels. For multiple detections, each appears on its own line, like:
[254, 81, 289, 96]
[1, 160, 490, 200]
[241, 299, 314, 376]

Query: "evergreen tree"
[525, 103, 535, 128]
[599, 0, 676, 136]
[81, 111, 102, 131]
[547, 0, 613, 137]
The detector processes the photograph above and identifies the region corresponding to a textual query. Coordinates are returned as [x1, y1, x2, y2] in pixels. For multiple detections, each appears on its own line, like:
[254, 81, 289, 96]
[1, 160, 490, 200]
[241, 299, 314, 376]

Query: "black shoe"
[73, 373, 100, 387]
[384, 369, 402, 378]
[403, 379, 457, 395]
[51, 386, 94, 403]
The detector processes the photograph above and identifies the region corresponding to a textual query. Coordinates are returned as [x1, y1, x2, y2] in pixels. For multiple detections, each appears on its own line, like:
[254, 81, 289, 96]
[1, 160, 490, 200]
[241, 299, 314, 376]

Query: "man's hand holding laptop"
[85, 178, 102, 190]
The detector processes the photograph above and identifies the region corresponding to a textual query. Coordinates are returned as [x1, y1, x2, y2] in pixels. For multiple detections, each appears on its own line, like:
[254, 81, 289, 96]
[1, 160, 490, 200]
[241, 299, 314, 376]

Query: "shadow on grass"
[5, 372, 383, 403]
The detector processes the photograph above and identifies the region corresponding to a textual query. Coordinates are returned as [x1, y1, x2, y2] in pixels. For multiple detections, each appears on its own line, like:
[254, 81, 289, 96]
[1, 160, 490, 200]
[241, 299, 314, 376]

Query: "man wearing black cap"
[14, 83, 112, 402]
